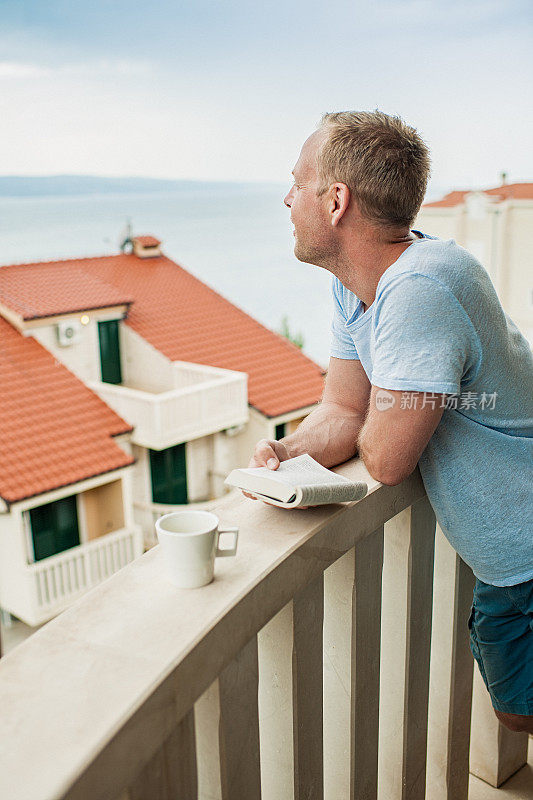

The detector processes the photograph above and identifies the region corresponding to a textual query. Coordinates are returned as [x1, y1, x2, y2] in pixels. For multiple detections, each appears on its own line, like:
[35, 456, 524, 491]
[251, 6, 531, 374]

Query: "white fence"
[28, 527, 143, 623]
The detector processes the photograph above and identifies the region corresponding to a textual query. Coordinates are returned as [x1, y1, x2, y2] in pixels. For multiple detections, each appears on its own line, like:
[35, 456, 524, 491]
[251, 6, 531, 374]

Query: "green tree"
[278, 315, 305, 349]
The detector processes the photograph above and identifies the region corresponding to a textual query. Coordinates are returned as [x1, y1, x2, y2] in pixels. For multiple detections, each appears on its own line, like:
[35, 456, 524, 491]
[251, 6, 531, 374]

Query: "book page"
[227, 455, 367, 506]
[239, 454, 353, 487]
[245, 490, 298, 506]
[299, 480, 366, 505]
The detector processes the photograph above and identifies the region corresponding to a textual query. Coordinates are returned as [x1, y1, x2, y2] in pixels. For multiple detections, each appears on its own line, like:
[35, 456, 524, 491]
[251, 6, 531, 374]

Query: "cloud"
[0, 62, 51, 78]
[0, 59, 153, 80]
[0, 1, 530, 185]
[89, 59, 154, 76]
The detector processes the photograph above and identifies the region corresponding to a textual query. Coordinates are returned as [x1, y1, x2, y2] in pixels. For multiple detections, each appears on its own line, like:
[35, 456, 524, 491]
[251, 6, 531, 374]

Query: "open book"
[224, 454, 368, 508]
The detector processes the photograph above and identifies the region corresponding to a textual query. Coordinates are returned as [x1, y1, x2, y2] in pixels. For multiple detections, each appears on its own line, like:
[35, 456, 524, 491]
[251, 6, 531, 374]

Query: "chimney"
[131, 235, 162, 258]
[499, 171, 508, 186]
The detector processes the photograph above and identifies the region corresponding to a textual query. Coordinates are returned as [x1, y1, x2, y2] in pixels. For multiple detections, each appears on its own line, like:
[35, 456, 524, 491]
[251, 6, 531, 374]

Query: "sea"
[0, 183, 334, 368]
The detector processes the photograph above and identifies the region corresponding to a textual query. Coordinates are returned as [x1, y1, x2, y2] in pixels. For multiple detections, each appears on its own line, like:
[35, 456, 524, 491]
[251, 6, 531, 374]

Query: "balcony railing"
[0, 460, 528, 799]
[26, 527, 143, 626]
[90, 365, 248, 450]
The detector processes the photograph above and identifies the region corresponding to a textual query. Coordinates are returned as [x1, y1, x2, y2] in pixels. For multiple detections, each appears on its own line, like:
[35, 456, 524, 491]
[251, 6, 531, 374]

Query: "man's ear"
[329, 182, 350, 227]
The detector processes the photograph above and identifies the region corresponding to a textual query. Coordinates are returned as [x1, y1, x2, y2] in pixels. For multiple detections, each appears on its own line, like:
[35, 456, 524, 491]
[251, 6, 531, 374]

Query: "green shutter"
[98, 320, 122, 384]
[29, 495, 80, 562]
[150, 443, 188, 504]
[275, 423, 286, 440]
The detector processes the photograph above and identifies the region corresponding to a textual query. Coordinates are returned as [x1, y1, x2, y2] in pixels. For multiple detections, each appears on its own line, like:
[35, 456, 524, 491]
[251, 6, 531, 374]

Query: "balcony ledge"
[0, 459, 528, 800]
[90, 367, 248, 450]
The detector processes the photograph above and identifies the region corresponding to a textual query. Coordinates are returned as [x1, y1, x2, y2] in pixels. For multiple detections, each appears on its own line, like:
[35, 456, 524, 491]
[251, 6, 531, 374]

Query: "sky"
[1, 0, 532, 193]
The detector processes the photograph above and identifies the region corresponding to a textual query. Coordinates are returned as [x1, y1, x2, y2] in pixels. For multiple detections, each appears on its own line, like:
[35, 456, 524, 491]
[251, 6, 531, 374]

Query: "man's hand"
[243, 438, 311, 508]
[242, 358, 370, 505]
[242, 438, 291, 500]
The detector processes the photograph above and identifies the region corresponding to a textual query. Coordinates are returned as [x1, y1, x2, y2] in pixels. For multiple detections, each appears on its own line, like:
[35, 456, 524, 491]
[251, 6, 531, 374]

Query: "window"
[98, 319, 122, 384]
[275, 422, 286, 440]
[29, 495, 80, 561]
[150, 443, 188, 504]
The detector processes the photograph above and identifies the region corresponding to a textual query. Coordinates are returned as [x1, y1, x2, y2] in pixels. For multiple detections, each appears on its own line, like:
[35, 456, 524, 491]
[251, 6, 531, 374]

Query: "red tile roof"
[0, 251, 325, 419]
[484, 182, 533, 200]
[423, 182, 533, 208]
[0, 261, 132, 320]
[423, 190, 469, 208]
[133, 235, 161, 247]
[0, 317, 134, 504]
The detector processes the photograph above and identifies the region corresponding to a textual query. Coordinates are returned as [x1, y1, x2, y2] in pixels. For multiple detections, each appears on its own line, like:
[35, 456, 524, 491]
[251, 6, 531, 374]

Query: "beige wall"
[501, 205, 533, 338]
[0, 509, 33, 618]
[186, 436, 214, 502]
[415, 208, 464, 244]
[120, 326, 175, 393]
[31, 316, 103, 383]
[231, 407, 272, 466]
[130, 445, 153, 537]
[186, 432, 241, 501]
[82, 480, 125, 541]
[30, 314, 183, 395]
[212, 431, 241, 498]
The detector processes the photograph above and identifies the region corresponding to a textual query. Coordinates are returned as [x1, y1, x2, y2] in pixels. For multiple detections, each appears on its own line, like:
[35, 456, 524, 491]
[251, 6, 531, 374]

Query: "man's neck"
[334, 228, 418, 308]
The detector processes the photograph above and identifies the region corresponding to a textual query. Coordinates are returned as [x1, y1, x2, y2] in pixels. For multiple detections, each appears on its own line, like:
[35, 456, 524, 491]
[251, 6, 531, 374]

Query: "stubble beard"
[293, 231, 340, 271]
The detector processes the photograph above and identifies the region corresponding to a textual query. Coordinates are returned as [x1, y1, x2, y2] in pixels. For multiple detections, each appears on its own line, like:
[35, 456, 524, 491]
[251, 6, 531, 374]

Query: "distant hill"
[0, 175, 255, 197]
[0, 174, 450, 202]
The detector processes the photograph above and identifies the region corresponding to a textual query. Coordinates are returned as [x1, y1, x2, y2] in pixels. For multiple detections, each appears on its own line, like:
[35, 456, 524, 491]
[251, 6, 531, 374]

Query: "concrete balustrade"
[90, 367, 248, 451]
[0, 458, 528, 800]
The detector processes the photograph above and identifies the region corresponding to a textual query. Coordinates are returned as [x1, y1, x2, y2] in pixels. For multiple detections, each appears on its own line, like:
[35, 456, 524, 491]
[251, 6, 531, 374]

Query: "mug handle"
[216, 527, 239, 557]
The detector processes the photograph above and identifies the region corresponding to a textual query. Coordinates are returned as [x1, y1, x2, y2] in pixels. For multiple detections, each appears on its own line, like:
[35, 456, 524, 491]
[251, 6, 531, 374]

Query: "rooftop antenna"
[120, 218, 133, 252]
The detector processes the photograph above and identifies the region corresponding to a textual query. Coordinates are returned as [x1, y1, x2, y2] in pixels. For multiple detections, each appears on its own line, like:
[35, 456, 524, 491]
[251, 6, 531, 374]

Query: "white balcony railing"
[90, 367, 248, 450]
[0, 460, 528, 799]
[27, 527, 143, 626]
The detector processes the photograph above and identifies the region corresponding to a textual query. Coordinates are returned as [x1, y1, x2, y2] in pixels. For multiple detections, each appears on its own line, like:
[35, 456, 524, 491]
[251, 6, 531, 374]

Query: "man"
[245, 111, 533, 733]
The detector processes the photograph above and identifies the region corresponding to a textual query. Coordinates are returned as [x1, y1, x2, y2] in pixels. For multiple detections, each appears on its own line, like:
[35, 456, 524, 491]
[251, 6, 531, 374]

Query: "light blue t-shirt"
[330, 234, 533, 586]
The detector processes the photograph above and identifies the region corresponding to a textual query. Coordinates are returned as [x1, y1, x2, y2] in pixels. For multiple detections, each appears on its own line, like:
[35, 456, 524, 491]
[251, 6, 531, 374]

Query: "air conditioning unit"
[224, 424, 246, 437]
[56, 320, 82, 346]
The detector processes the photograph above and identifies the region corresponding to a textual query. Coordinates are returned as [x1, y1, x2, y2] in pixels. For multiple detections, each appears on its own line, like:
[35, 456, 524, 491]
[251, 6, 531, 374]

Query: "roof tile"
[423, 182, 533, 209]
[0, 317, 133, 504]
[1, 251, 325, 417]
[133, 235, 161, 247]
[0, 262, 132, 319]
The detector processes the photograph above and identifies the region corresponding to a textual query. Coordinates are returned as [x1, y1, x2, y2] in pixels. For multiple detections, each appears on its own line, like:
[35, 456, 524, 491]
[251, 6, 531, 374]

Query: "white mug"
[155, 510, 239, 589]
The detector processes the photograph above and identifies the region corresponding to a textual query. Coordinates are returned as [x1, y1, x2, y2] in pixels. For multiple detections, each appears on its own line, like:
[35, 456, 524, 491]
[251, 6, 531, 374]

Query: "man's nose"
[284, 189, 293, 208]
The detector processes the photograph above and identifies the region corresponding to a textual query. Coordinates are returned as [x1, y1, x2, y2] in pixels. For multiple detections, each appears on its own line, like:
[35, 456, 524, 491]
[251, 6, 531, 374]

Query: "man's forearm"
[280, 401, 367, 468]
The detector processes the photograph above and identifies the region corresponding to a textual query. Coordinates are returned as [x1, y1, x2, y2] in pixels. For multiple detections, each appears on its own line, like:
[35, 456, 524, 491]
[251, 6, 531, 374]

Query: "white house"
[0, 236, 325, 627]
[415, 181, 533, 345]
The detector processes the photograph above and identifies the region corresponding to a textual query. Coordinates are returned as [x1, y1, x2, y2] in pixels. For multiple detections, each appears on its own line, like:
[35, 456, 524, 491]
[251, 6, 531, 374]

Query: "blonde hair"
[317, 110, 431, 228]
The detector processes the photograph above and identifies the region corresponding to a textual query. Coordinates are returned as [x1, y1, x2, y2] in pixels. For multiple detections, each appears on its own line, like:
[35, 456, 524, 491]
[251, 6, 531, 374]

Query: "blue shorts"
[468, 577, 533, 716]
